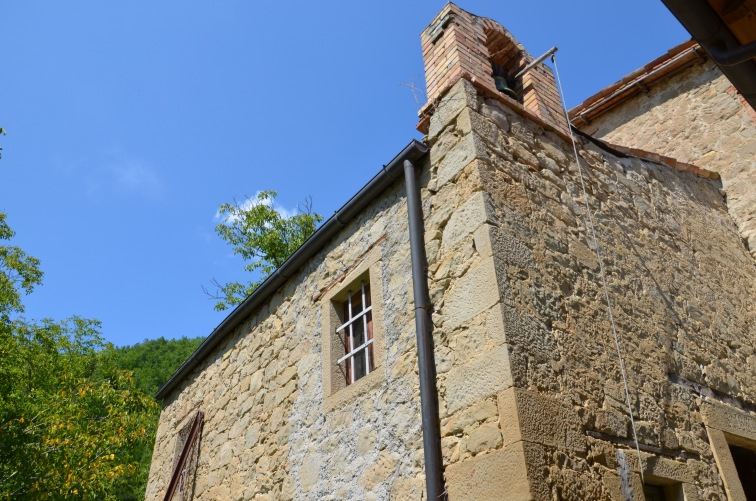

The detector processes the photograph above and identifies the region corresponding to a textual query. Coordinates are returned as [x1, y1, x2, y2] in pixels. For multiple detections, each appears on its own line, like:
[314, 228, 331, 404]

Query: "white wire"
[550, 54, 645, 486]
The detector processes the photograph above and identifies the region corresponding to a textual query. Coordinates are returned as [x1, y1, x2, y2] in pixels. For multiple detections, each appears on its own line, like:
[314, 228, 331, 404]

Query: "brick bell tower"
[417, 3, 569, 137]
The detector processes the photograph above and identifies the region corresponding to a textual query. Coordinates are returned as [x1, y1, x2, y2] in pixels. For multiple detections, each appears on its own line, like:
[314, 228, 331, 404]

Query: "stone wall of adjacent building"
[427, 78, 756, 500]
[577, 59, 756, 257]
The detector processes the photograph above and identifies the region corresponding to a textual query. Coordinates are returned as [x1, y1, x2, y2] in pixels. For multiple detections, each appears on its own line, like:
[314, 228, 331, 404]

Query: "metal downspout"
[403, 159, 445, 500]
[661, 0, 756, 108]
[710, 41, 756, 67]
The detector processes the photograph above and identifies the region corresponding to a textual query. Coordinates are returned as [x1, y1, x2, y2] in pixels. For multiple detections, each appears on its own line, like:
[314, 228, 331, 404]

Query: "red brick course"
[418, 3, 569, 136]
[568, 40, 707, 127]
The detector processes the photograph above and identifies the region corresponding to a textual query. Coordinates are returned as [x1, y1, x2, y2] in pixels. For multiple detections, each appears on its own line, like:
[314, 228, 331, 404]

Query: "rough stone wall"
[578, 59, 756, 257]
[145, 107, 506, 498]
[146, 70, 756, 501]
[427, 78, 756, 500]
[145, 177, 435, 500]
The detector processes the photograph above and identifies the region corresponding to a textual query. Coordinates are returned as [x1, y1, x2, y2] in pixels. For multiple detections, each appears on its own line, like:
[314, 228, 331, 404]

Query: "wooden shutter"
[164, 411, 204, 501]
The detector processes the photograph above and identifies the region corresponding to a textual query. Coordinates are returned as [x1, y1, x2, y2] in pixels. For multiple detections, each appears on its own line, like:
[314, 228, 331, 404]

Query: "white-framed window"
[321, 245, 386, 410]
[335, 281, 374, 385]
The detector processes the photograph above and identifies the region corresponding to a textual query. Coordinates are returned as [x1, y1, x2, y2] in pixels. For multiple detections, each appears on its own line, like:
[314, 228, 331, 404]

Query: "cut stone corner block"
[441, 191, 496, 249]
[445, 441, 548, 501]
[445, 344, 514, 415]
[433, 136, 489, 188]
[497, 387, 586, 453]
[428, 79, 483, 140]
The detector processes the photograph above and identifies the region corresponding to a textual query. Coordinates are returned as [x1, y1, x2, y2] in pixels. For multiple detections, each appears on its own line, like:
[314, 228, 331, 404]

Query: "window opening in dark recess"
[730, 444, 756, 500]
[642, 481, 685, 501]
[642, 484, 666, 501]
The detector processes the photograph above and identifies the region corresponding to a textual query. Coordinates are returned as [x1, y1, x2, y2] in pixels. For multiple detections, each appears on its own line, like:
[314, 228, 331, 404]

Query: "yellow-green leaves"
[0, 318, 159, 499]
[0, 212, 43, 320]
[0, 206, 161, 499]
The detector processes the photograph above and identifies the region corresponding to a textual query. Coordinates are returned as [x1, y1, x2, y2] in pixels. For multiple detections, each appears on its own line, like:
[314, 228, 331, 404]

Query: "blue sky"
[1, 2, 688, 347]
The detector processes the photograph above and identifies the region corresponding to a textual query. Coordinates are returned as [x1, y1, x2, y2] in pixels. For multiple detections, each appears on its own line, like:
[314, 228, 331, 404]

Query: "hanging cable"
[550, 54, 645, 487]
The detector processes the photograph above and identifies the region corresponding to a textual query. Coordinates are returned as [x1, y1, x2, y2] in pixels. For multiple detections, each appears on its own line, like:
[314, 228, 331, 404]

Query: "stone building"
[146, 4, 756, 500]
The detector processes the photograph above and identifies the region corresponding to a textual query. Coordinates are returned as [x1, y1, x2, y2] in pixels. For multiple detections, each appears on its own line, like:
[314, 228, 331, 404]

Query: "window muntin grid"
[336, 281, 374, 385]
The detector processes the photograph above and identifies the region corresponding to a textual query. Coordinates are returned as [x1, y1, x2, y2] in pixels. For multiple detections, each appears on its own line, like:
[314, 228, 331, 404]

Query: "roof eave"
[662, 0, 756, 111]
[155, 139, 428, 400]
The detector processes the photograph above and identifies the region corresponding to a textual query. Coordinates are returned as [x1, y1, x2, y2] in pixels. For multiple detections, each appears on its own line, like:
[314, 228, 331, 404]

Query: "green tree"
[104, 336, 204, 499]
[0, 318, 158, 499]
[106, 336, 204, 397]
[0, 212, 43, 320]
[208, 190, 323, 311]
[0, 212, 158, 499]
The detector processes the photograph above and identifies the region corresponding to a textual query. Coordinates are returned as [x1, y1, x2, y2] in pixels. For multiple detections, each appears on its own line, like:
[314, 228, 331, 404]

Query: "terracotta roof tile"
[569, 40, 704, 126]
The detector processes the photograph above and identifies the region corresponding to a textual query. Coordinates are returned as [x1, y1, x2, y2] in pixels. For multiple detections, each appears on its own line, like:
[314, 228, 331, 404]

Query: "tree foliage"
[0, 318, 158, 499]
[0, 212, 158, 499]
[0, 212, 43, 320]
[106, 336, 204, 397]
[104, 336, 203, 499]
[208, 190, 323, 311]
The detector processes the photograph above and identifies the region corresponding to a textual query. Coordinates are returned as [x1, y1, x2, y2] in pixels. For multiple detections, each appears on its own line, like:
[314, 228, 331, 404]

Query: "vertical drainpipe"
[403, 159, 446, 500]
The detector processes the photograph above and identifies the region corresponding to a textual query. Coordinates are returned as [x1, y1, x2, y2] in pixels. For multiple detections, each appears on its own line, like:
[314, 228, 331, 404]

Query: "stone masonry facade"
[431, 77, 755, 500]
[147, 171, 432, 500]
[147, 5, 756, 500]
[572, 57, 756, 258]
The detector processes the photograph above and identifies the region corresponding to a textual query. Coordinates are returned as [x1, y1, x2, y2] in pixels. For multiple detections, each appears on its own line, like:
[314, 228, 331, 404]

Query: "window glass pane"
[366, 311, 373, 340]
[339, 279, 373, 386]
[353, 348, 367, 380]
[353, 314, 365, 345]
[351, 290, 363, 314]
[344, 330, 352, 383]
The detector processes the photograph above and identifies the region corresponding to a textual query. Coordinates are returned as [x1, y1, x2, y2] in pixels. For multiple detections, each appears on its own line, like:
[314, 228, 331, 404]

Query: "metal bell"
[494, 75, 518, 100]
